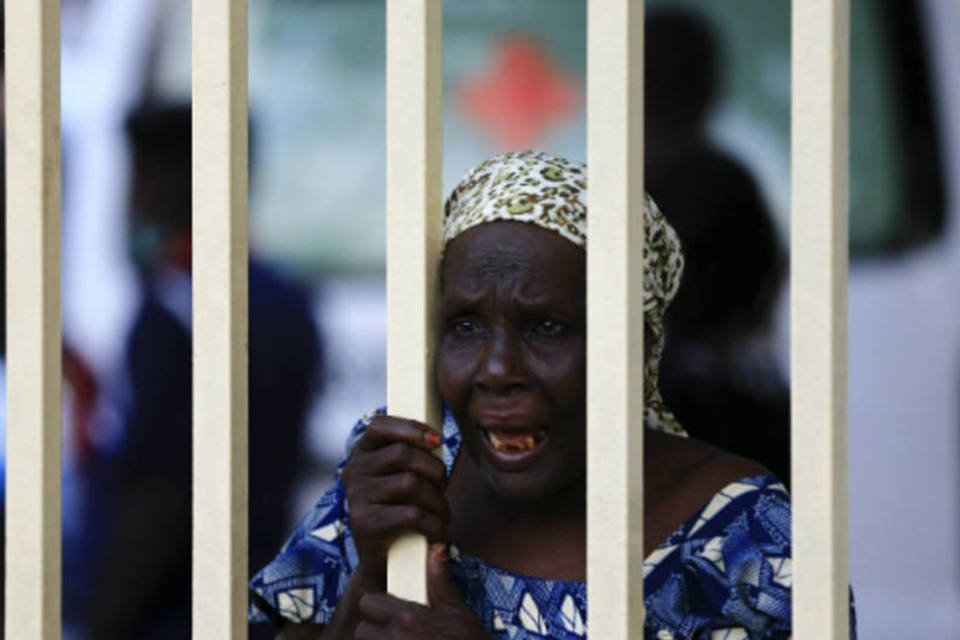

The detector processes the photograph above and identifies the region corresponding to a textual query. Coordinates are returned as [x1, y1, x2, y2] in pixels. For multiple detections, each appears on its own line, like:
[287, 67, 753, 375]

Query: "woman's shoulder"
[642, 434, 794, 638]
[643, 430, 782, 554]
[646, 429, 776, 494]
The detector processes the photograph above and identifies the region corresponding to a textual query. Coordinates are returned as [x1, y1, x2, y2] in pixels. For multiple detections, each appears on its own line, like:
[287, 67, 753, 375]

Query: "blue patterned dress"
[249, 409, 854, 639]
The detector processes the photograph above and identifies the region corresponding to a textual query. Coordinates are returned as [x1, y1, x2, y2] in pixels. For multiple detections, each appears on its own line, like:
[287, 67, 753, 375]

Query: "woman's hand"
[341, 415, 450, 582]
[354, 544, 490, 640]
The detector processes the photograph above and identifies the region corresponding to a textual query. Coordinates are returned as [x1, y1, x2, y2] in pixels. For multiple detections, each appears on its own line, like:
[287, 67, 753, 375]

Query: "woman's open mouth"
[479, 427, 548, 469]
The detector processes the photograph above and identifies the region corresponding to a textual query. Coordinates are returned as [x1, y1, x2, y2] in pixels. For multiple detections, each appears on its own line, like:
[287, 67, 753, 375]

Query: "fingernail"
[425, 430, 442, 447]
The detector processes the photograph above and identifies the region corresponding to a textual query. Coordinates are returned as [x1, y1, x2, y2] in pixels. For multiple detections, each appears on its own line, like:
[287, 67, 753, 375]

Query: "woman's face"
[437, 221, 587, 504]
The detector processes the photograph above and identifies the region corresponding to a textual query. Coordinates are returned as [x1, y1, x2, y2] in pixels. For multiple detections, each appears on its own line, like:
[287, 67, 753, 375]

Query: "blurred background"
[0, 0, 957, 637]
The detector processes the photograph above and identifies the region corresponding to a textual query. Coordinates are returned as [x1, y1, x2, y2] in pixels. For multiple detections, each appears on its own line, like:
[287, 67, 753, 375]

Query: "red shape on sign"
[457, 35, 579, 149]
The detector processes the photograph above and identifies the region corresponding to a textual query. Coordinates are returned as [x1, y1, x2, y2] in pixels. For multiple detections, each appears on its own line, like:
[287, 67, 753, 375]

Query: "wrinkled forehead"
[442, 151, 683, 316]
[440, 220, 585, 296]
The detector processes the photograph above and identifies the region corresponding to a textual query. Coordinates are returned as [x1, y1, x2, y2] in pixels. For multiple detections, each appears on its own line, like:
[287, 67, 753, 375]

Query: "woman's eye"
[452, 319, 481, 337]
[531, 319, 565, 338]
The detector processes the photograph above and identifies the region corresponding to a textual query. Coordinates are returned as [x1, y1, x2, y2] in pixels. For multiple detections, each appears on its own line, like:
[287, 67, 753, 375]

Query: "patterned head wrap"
[443, 150, 687, 436]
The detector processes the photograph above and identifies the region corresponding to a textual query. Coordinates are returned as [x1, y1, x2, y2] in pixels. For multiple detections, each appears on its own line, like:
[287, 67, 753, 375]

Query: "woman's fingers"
[342, 415, 451, 569]
[358, 593, 429, 630]
[353, 620, 386, 640]
[356, 415, 442, 453]
[350, 503, 448, 543]
[356, 442, 447, 485]
[427, 543, 463, 610]
[357, 592, 397, 624]
[367, 471, 451, 520]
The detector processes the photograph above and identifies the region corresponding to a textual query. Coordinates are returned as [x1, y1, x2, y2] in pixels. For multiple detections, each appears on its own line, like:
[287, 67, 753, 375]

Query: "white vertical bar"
[791, 1, 850, 638]
[192, 0, 249, 637]
[385, 0, 442, 605]
[4, 1, 62, 638]
[587, 0, 645, 637]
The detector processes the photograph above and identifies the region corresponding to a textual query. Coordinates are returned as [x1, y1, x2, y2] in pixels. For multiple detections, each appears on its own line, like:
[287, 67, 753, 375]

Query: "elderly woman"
[250, 151, 820, 639]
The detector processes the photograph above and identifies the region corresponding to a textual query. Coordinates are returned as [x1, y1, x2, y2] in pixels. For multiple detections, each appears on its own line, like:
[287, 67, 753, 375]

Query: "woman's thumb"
[427, 543, 462, 609]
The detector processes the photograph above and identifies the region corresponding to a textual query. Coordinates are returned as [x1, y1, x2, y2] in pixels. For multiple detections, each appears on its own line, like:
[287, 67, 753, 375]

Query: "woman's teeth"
[484, 429, 546, 453]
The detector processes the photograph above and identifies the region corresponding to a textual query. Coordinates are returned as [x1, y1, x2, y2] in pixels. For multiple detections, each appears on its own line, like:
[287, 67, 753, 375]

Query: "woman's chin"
[461, 428, 584, 505]
[483, 473, 546, 503]
[478, 463, 582, 506]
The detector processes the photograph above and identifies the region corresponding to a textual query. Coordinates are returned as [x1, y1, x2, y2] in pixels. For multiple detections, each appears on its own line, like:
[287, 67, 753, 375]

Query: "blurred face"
[437, 221, 587, 503]
[129, 156, 191, 230]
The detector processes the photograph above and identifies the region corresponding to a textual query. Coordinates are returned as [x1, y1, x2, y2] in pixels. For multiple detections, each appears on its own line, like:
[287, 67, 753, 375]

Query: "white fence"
[3, 0, 849, 637]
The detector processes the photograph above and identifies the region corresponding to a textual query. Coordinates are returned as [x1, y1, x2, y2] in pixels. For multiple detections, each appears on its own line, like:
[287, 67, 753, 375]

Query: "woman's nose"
[475, 328, 527, 394]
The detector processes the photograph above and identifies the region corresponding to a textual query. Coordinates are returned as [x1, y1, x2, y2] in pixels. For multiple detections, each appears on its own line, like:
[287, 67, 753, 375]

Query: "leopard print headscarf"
[444, 150, 687, 437]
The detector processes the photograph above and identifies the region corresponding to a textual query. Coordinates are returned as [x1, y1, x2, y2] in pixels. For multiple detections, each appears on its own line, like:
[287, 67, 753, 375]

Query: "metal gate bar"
[0, 0, 852, 637]
[791, 1, 850, 638]
[586, 0, 648, 636]
[385, 0, 443, 605]
[191, 0, 250, 637]
[4, 2, 62, 639]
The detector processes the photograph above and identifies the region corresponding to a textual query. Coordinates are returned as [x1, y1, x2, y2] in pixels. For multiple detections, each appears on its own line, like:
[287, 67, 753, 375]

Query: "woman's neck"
[446, 450, 587, 581]
[490, 475, 586, 523]
[452, 446, 586, 523]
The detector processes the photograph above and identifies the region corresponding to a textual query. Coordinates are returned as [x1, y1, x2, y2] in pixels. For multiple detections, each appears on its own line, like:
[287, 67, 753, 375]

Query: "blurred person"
[645, 7, 790, 484]
[72, 104, 321, 640]
[645, 7, 720, 168]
